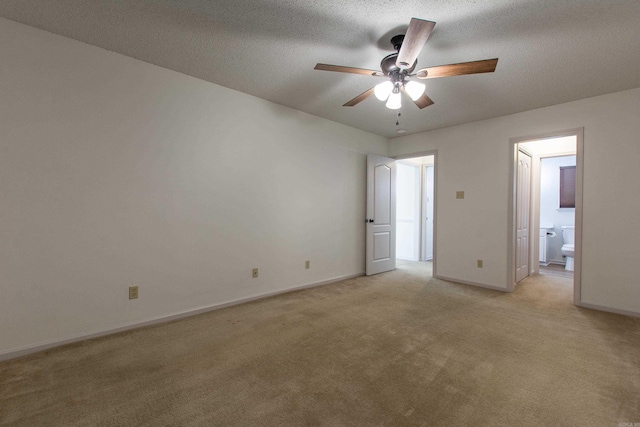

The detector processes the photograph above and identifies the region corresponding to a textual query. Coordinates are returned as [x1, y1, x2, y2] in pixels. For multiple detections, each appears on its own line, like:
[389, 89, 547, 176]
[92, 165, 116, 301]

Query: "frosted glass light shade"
[386, 91, 402, 109]
[374, 81, 393, 101]
[404, 81, 426, 101]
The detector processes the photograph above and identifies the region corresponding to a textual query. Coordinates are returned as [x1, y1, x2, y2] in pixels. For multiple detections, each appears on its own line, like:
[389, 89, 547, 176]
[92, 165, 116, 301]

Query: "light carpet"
[1, 261, 639, 426]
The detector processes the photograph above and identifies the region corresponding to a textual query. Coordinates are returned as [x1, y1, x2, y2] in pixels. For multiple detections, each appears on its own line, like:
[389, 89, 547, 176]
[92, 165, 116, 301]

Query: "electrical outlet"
[456, 191, 465, 199]
[305, 260, 310, 269]
[129, 286, 139, 300]
[477, 260, 483, 268]
[252, 268, 258, 278]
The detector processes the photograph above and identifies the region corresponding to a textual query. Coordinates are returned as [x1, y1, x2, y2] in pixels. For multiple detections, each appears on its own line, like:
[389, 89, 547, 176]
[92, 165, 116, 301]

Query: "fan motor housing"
[380, 34, 417, 76]
[380, 53, 417, 76]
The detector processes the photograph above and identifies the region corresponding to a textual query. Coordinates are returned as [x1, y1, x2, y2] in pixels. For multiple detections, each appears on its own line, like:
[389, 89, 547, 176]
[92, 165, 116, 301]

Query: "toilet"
[561, 226, 575, 271]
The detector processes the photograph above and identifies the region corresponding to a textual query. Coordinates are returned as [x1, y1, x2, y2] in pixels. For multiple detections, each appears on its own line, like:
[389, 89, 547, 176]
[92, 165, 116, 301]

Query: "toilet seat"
[561, 226, 575, 271]
[561, 244, 574, 256]
[561, 244, 575, 271]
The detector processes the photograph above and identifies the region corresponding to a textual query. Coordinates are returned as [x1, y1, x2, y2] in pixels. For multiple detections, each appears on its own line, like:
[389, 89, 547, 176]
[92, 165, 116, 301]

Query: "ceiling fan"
[314, 18, 498, 110]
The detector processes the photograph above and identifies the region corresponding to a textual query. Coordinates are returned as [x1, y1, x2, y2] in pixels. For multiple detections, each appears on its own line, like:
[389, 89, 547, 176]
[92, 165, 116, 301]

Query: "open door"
[515, 149, 532, 282]
[366, 154, 396, 275]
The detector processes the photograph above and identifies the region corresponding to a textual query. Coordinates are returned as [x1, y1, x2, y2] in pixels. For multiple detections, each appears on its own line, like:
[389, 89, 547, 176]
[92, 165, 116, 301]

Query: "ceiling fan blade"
[396, 18, 436, 70]
[315, 63, 383, 76]
[401, 87, 435, 109]
[416, 58, 499, 79]
[343, 87, 375, 107]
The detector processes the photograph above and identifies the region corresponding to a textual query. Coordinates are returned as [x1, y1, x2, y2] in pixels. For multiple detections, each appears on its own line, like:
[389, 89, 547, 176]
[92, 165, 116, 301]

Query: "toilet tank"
[561, 226, 575, 244]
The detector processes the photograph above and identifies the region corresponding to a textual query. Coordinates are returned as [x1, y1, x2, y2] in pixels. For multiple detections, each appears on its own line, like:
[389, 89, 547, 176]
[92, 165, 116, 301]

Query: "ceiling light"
[374, 81, 393, 101]
[386, 90, 402, 110]
[404, 81, 426, 101]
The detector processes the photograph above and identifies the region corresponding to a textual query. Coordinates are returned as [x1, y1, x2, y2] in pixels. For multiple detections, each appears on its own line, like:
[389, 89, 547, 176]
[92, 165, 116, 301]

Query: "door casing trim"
[507, 128, 584, 305]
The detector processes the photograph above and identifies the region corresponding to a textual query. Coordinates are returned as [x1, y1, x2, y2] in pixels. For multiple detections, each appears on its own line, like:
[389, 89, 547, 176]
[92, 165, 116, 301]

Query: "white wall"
[0, 18, 388, 357]
[540, 155, 576, 263]
[390, 87, 640, 315]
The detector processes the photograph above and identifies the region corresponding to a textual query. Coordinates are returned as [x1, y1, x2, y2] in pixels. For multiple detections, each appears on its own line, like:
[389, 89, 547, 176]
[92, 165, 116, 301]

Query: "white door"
[422, 165, 434, 261]
[515, 150, 531, 282]
[366, 154, 396, 275]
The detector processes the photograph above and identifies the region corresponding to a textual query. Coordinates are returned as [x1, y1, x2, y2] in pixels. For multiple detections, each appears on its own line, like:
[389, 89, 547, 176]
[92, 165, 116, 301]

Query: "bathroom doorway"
[508, 129, 583, 304]
[394, 153, 436, 275]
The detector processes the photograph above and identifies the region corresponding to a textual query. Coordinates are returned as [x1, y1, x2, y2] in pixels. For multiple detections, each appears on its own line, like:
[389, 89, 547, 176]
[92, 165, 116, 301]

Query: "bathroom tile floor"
[539, 263, 573, 279]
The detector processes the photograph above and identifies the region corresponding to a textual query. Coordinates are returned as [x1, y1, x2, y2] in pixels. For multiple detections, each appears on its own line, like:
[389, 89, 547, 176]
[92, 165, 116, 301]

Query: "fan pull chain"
[395, 112, 401, 126]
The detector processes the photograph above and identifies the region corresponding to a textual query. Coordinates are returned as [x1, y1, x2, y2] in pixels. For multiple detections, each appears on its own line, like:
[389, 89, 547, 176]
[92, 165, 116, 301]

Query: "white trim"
[530, 152, 541, 276]
[578, 302, 640, 319]
[508, 128, 583, 306]
[432, 153, 438, 277]
[518, 146, 535, 157]
[434, 275, 509, 292]
[393, 150, 436, 161]
[573, 130, 584, 305]
[0, 272, 363, 362]
[540, 151, 577, 159]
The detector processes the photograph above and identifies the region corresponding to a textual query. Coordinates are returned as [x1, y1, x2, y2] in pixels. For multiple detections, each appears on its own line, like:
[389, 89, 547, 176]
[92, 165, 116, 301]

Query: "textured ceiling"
[1, 0, 639, 138]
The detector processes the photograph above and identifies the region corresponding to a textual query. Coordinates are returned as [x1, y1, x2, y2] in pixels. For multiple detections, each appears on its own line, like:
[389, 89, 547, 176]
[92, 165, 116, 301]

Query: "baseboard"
[434, 275, 509, 292]
[0, 272, 364, 362]
[577, 301, 640, 319]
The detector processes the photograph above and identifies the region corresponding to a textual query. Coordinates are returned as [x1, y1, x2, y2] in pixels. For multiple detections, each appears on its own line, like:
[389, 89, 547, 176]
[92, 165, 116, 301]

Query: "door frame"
[507, 128, 584, 305]
[393, 150, 438, 276]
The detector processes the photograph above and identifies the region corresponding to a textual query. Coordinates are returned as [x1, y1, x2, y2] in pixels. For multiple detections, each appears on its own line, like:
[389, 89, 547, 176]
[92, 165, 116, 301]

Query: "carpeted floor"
[1, 262, 639, 426]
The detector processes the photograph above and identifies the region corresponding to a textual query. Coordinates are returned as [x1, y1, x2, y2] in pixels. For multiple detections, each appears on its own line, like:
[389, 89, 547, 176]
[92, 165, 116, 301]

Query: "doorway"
[395, 154, 436, 273]
[509, 129, 583, 304]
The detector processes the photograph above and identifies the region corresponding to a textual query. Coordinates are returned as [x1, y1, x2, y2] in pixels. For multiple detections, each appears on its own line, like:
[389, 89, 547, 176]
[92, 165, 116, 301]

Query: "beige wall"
[3, 15, 639, 359]
[0, 19, 388, 357]
[390, 87, 640, 315]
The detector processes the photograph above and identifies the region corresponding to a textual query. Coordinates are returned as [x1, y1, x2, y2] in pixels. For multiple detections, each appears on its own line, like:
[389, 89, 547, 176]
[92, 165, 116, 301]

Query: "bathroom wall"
[539, 155, 576, 263]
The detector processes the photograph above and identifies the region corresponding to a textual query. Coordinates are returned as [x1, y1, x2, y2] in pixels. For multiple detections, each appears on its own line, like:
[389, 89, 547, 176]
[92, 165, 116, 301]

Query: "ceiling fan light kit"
[404, 81, 426, 101]
[314, 17, 498, 115]
[373, 75, 425, 109]
[374, 81, 393, 101]
[386, 89, 402, 110]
